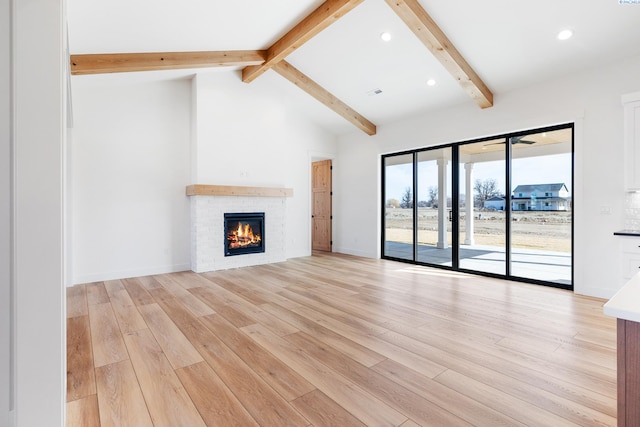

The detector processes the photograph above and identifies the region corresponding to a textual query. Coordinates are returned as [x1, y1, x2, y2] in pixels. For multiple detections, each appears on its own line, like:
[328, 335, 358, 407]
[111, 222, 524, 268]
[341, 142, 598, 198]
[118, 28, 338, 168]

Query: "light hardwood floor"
[66, 253, 617, 426]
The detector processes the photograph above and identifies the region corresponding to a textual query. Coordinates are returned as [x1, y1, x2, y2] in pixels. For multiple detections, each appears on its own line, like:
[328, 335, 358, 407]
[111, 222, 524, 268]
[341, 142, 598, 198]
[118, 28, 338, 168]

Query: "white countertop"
[604, 272, 640, 323]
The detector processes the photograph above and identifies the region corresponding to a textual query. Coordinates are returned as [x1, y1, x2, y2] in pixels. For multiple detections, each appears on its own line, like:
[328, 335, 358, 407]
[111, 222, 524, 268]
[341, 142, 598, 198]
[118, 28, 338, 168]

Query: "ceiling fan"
[485, 136, 536, 146]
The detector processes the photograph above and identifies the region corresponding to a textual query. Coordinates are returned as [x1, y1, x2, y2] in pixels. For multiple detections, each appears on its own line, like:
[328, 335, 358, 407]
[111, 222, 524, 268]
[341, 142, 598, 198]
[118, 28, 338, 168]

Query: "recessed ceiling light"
[380, 32, 391, 42]
[427, 79, 436, 86]
[557, 29, 573, 40]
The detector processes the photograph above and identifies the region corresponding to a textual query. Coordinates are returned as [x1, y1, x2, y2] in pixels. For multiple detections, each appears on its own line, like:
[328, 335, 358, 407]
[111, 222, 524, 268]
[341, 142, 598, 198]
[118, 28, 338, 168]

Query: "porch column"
[437, 157, 448, 249]
[464, 163, 475, 245]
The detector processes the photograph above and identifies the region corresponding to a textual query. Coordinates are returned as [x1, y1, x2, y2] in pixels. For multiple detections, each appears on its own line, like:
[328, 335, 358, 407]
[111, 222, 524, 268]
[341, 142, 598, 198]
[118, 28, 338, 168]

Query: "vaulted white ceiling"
[68, 0, 640, 135]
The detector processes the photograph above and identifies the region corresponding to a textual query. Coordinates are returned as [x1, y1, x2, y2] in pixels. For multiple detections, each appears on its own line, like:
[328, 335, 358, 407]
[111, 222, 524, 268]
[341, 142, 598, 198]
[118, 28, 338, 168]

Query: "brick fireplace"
[187, 185, 293, 273]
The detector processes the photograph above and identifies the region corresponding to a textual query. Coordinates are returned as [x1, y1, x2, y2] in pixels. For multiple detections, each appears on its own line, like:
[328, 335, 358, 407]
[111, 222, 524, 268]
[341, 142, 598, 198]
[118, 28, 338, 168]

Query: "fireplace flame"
[229, 221, 261, 249]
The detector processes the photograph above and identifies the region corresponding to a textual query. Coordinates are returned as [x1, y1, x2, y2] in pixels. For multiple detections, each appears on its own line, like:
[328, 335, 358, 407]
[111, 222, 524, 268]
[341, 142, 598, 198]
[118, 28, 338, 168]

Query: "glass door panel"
[383, 154, 414, 260]
[510, 128, 572, 285]
[416, 148, 452, 266]
[458, 139, 507, 275]
[381, 124, 573, 290]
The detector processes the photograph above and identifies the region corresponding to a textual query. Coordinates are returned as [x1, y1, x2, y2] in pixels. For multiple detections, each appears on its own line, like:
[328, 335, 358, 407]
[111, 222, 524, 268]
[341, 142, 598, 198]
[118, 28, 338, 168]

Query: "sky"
[385, 153, 572, 202]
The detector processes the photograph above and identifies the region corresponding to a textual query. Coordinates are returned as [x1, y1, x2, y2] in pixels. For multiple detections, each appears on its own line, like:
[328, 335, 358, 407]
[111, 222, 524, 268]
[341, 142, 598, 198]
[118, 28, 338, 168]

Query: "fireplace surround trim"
[186, 184, 293, 198]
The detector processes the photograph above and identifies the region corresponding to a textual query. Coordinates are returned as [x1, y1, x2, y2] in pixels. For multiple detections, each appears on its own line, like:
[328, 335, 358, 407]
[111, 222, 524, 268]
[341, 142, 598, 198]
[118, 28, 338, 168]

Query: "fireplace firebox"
[224, 212, 265, 256]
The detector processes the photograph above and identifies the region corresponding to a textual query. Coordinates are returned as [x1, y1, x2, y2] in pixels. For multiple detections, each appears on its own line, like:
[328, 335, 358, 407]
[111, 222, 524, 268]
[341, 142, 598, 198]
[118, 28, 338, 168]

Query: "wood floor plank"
[155, 295, 310, 426]
[189, 286, 256, 327]
[176, 361, 260, 427]
[95, 360, 153, 427]
[66, 394, 100, 427]
[86, 282, 109, 305]
[440, 320, 616, 394]
[202, 271, 270, 305]
[372, 359, 527, 427]
[152, 274, 215, 317]
[379, 326, 617, 420]
[108, 289, 148, 334]
[146, 285, 175, 303]
[199, 313, 315, 401]
[434, 369, 581, 427]
[286, 331, 471, 426]
[122, 277, 155, 306]
[260, 302, 388, 367]
[291, 389, 367, 427]
[88, 302, 128, 367]
[68, 253, 617, 427]
[575, 328, 617, 349]
[277, 260, 368, 291]
[242, 323, 409, 427]
[171, 270, 215, 289]
[136, 275, 164, 290]
[282, 300, 447, 379]
[195, 276, 274, 320]
[362, 273, 594, 347]
[103, 279, 126, 295]
[67, 315, 96, 401]
[137, 303, 203, 369]
[279, 288, 391, 336]
[191, 273, 299, 335]
[123, 328, 206, 427]
[555, 340, 616, 371]
[247, 307, 300, 337]
[413, 313, 504, 347]
[223, 266, 303, 305]
[67, 285, 88, 318]
[339, 291, 433, 329]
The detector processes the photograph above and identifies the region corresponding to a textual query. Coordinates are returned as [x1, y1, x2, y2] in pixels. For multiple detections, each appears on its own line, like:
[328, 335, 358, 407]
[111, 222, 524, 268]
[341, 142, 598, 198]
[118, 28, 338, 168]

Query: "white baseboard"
[573, 285, 617, 300]
[332, 246, 377, 259]
[71, 263, 191, 286]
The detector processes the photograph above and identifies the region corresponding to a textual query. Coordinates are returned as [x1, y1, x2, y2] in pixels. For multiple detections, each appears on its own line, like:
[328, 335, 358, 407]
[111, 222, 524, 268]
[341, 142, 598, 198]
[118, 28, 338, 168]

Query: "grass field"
[385, 208, 571, 253]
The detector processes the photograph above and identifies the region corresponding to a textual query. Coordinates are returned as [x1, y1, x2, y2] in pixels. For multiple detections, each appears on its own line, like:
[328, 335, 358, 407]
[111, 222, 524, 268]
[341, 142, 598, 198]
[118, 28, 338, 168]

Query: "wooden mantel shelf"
[186, 184, 293, 198]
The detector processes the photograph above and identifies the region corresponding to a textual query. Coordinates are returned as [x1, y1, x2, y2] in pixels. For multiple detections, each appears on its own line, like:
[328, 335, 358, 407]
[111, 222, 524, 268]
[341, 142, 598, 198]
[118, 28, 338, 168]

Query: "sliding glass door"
[383, 153, 414, 261]
[509, 128, 572, 285]
[382, 124, 573, 290]
[458, 139, 506, 275]
[416, 148, 452, 266]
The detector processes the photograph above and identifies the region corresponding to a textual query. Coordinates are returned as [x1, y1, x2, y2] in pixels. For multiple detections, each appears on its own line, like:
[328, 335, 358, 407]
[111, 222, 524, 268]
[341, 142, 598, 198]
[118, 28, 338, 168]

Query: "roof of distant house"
[485, 196, 505, 201]
[512, 183, 567, 193]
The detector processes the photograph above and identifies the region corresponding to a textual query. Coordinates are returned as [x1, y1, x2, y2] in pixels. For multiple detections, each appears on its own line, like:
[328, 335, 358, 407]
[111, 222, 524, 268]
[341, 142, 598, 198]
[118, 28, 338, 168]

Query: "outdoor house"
[483, 196, 506, 210]
[511, 183, 570, 211]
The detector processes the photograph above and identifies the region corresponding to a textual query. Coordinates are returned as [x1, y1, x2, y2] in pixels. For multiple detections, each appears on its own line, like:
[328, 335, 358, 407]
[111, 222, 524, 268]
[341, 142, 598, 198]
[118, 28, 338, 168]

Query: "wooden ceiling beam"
[70, 50, 267, 75]
[242, 0, 365, 83]
[385, 0, 493, 108]
[273, 61, 376, 136]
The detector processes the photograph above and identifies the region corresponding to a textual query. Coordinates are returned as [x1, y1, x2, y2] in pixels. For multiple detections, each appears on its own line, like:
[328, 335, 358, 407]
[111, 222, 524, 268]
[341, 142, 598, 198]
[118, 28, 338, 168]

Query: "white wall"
[12, 0, 66, 424]
[192, 71, 337, 258]
[1, 0, 12, 423]
[335, 54, 640, 299]
[70, 70, 337, 284]
[334, 135, 382, 258]
[70, 77, 192, 284]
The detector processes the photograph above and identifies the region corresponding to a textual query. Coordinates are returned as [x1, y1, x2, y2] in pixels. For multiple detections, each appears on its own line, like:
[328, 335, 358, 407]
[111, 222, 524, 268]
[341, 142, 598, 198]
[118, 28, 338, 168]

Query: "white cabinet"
[623, 91, 640, 191]
[621, 237, 640, 282]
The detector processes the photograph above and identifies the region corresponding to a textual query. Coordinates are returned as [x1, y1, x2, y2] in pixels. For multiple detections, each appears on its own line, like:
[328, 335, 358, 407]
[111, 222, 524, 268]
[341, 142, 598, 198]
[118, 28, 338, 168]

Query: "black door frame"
[381, 123, 574, 291]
